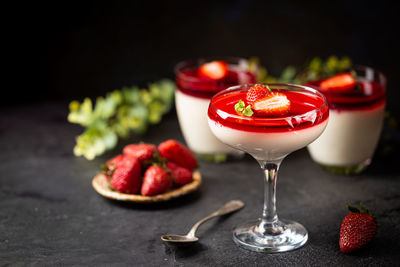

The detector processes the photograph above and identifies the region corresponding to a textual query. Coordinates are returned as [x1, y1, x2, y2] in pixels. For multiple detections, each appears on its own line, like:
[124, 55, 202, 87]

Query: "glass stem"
[257, 160, 283, 235]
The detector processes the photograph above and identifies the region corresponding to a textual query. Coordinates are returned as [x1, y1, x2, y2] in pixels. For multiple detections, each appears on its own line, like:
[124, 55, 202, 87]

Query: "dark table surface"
[1, 102, 400, 266]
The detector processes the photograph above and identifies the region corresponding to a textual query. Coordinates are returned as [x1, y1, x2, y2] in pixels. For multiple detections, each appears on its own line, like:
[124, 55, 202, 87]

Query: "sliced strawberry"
[141, 166, 173, 196]
[123, 143, 157, 163]
[252, 92, 291, 116]
[158, 140, 197, 170]
[246, 84, 268, 104]
[110, 157, 141, 194]
[166, 162, 193, 186]
[198, 61, 228, 80]
[320, 72, 357, 92]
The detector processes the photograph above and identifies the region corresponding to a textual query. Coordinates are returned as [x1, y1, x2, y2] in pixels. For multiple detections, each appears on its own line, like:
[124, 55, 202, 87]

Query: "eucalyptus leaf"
[68, 79, 175, 160]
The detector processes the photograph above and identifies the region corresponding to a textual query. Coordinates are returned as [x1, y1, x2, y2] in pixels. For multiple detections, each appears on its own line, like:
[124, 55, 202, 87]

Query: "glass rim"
[352, 64, 387, 88]
[174, 57, 255, 82]
[307, 65, 387, 91]
[209, 83, 328, 123]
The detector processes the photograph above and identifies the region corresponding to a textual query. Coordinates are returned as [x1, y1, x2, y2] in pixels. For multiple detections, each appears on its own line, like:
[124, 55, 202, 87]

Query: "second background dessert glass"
[174, 57, 257, 161]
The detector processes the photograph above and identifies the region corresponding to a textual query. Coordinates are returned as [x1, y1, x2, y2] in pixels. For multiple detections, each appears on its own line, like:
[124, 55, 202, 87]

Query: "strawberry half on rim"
[252, 92, 291, 117]
[319, 72, 357, 92]
[246, 84, 269, 105]
[198, 61, 228, 80]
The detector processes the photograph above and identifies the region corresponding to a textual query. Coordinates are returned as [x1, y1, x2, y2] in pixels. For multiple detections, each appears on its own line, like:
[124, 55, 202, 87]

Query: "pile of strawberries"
[102, 139, 197, 196]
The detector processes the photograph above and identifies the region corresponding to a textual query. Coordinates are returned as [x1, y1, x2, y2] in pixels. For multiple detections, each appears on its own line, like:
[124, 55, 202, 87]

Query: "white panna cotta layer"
[307, 104, 385, 166]
[175, 90, 242, 155]
[208, 118, 328, 160]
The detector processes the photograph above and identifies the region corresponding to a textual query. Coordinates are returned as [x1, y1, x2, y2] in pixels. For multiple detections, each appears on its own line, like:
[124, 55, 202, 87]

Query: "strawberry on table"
[141, 166, 173, 196]
[158, 139, 197, 170]
[110, 157, 142, 194]
[252, 92, 291, 117]
[166, 162, 193, 186]
[123, 143, 157, 163]
[198, 60, 228, 80]
[339, 203, 377, 253]
[246, 84, 269, 105]
[106, 154, 124, 169]
[320, 72, 357, 92]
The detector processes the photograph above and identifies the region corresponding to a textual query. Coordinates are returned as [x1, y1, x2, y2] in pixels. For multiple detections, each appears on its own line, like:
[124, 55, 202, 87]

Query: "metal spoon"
[161, 200, 244, 243]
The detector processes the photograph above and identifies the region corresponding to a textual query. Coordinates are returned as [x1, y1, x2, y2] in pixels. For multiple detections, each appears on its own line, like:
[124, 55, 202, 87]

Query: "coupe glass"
[207, 83, 329, 252]
[306, 66, 386, 175]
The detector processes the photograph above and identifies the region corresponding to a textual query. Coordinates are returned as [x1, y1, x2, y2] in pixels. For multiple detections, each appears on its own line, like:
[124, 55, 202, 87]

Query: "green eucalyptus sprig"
[68, 79, 175, 160]
[298, 56, 352, 82]
[249, 55, 353, 84]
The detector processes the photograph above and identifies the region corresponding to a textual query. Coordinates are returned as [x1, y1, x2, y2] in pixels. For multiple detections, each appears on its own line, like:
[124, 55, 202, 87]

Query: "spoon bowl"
[161, 200, 244, 243]
[161, 234, 199, 243]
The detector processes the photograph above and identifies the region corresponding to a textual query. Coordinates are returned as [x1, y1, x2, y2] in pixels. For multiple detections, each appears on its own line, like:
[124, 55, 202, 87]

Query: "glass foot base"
[233, 219, 308, 253]
[320, 158, 371, 175]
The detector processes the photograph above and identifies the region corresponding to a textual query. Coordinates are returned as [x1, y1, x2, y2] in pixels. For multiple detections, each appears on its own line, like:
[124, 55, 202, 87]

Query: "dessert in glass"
[307, 66, 386, 174]
[207, 83, 329, 252]
[175, 58, 257, 161]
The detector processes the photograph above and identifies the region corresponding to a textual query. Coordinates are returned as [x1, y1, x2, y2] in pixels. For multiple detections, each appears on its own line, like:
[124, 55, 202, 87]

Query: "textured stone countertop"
[1, 102, 399, 266]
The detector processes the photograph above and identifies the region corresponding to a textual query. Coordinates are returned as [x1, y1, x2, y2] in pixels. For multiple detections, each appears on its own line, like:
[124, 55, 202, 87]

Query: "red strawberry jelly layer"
[176, 67, 256, 99]
[307, 80, 385, 111]
[208, 90, 328, 133]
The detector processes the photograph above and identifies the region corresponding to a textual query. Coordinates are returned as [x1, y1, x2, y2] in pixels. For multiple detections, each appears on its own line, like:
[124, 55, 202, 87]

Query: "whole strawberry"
[339, 203, 377, 253]
[110, 157, 142, 194]
[166, 162, 193, 186]
[123, 143, 157, 163]
[246, 84, 268, 105]
[106, 154, 124, 169]
[103, 154, 124, 178]
[141, 166, 172, 196]
[158, 140, 197, 170]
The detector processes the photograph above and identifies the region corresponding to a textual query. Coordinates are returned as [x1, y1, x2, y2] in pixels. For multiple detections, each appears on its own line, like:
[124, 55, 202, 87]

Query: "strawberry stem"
[359, 202, 367, 214]
[101, 164, 109, 173]
[265, 84, 272, 93]
[347, 202, 375, 219]
[346, 203, 360, 213]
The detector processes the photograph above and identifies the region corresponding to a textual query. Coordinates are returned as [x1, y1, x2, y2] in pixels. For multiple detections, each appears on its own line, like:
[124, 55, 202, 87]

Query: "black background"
[2, 1, 400, 265]
[8, 0, 399, 114]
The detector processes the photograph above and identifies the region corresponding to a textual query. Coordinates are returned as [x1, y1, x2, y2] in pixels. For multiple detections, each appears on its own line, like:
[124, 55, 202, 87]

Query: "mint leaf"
[242, 105, 254, 117]
[235, 100, 245, 112]
[234, 100, 253, 117]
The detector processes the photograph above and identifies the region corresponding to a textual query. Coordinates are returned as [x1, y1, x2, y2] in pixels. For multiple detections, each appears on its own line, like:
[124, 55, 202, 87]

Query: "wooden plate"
[92, 170, 201, 203]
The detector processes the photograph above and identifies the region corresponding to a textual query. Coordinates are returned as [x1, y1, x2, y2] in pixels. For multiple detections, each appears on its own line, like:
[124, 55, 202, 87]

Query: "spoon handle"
[187, 200, 244, 238]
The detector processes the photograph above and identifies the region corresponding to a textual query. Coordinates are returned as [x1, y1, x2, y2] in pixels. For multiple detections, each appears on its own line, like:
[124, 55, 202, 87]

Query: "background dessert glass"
[207, 83, 329, 252]
[174, 57, 257, 161]
[307, 66, 386, 174]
